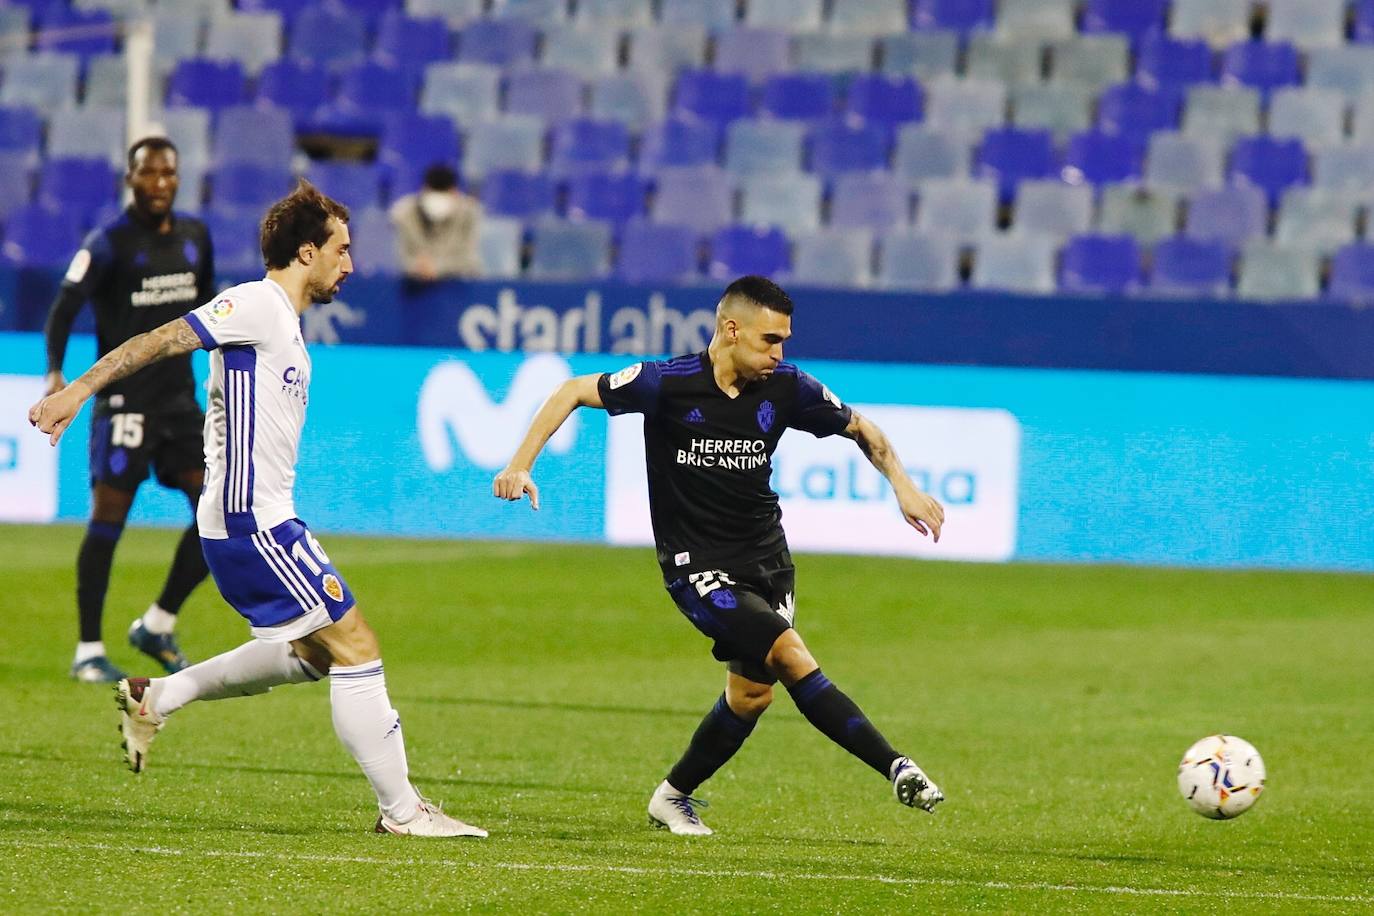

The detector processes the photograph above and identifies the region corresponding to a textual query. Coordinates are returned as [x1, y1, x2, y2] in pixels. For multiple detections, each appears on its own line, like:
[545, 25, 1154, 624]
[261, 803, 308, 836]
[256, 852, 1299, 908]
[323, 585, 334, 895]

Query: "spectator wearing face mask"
[388, 163, 483, 281]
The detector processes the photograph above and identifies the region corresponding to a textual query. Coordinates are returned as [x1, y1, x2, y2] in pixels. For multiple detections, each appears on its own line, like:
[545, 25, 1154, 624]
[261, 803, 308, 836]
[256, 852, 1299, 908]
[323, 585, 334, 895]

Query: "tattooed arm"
[28, 317, 204, 445]
[842, 410, 945, 542]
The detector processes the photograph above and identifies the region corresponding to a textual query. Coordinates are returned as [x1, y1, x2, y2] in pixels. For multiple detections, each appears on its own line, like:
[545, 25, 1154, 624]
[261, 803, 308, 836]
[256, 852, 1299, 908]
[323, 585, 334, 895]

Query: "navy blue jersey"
[598, 351, 852, 574]
[45, 208, 215, 416]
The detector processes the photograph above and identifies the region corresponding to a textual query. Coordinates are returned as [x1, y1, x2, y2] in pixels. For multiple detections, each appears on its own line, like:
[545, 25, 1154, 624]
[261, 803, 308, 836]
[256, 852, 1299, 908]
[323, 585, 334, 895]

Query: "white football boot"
[375, 796, 488, 838]
[647, 780, 713, 836]
[890, 756, 944, 813]
[114, 677, 164, 774]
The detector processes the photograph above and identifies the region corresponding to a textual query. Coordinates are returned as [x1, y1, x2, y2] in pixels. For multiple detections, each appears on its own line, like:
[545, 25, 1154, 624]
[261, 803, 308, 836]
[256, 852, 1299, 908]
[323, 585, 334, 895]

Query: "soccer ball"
[1177, 735, 1266, 819]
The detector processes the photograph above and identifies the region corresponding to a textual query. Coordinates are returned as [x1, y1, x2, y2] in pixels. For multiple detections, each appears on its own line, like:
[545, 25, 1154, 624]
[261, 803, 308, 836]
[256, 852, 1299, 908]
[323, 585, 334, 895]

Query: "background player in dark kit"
[43, 137, 215, 682]
[494, 276, 947, 835]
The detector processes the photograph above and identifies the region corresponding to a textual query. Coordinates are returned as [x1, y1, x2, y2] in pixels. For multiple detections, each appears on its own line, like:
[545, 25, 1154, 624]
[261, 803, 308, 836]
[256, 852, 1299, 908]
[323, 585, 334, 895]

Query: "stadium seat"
[1061, 130, 1141, 186]
[740, 172, 822, 231]
[237, 0, 307, 19]
[490, 0, 565, 24]
[566, 172, 648, 226]
[378, 113, 462, 195]
[0, 106, 43, 163]
[660, 0, 737, 29]
[549, 118, 629, 177]
[156, 107, 212, 172]
[1350, 94, 1374, 142]
[348, 206, 401, 277]
[1144, 133, 1224, 192]
[476, 216, 522, 277]
[626, 25, 707, 72]
[374, 13, 452, 78]
[331, 0, 402, 27]
[830, 172, 910, 231]
[1081, 0, 1166, 41]
[46, 108, 124, 167]
[1236, 241, 1319, 300]
[506, 69, 584, 124]
[1, 204, 84, 267]
[1306, 47, 1374, 100]
[303, 161, 384, 212]
[529, 219, 611, 279]
[167, 59, 245, 111]
[213, 106, 294, 168]
[1230, 136, 1308, 206]
[912, 0, 994, 33]
[746, 0, 821, 30]
[318, 62, 417, 135]
[638, 118, 720, 171]
[924, 77, 1007, 136]
[0, 7, 30, 68]
[1150, 235, 1233, 296]
[829, 0, 907, 35]
[791, 229, 873, 288]
[1048, 35, 1129, 87]
[81, 54, 128, 109]
[540, 24, 618, 78]
[971, 235, 1056, 294]
[37, 157, 118, 215]
[420, 62, 501, 129]
[761, 74, 836, 122]
[1266, 0, 1345, 51]
[458, 18, 538, 66]
[576, 0, 652, 28]
[590, 72, 666, 131]
[1135, 35, 1215, 91]
[809, 119, 890, 179]
[0, 151, 33, 220]
[794, 33, 875, 74]
[35, 8, 115, 59]
[256, 58, 331, 126]
[893, 124, 971, 183]
[463, 117, 545, 183]
[724, 120, 806, 176]
[1182, 86, 1261, 141]
[1011, 84, 1093, 140]
[1274, 188, 1358, 256]
[1184, 185, 1267, 245]
[407, 0, 484, 23]
[149, 13, 202, 75]
[1170, 0, 1252, 48]
[915, 178, 997, 241]
[976, 127, 1056, 201]
[1097, 84, 1181, 143]
[874, 230, 960, 290]
[713, 28, 790, 81]
[966, 36, 1043, 85]
[673, 70, 752, 126]
[1313, 144, 1374, 200]
[204, 12, 283, 75]
[1327, 243, 1374, 303]
[1267, 88, 1346, 146]
[480, 169, 556, 222]
[1221, 41, 1301, 95]
[289, 4, 368, 71]
[0, 53, 80, 110]
[995, 0, 1075, 41]
[651, 165, 733, 236]
[709, 224, 790, 279]
[1098, 186, 1179, 243]
[211, 162, 294, 213]
[1059, 234, 1140, 294]
[1012, 179, 1092, 239]
[879, 32, 960, 81]
[616, 219, 699, 284]
[846, 75, 923, 127]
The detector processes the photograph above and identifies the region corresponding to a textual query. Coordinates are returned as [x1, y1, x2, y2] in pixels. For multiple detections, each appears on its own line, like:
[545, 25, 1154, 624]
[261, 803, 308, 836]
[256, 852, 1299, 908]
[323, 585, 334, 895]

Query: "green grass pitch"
[1, 524, 1371, 913]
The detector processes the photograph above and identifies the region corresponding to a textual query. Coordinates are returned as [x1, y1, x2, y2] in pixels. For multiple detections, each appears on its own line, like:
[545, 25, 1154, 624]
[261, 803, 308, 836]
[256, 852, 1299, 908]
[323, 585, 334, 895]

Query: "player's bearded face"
[307, 221, 353, 304]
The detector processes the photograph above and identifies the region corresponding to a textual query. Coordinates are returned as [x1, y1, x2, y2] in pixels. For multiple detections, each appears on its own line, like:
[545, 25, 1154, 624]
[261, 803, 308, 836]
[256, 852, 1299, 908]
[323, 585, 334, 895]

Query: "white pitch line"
[3, 839, 1371, 905]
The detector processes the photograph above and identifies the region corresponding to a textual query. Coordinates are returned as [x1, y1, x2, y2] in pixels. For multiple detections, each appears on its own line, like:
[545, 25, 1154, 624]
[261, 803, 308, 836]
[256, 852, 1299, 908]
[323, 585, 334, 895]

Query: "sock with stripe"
[152, 639, 323, 717]
[665, 693, 760, 796]
[76, 520, 123, 643]
[154, 523, 209, 618]
[786, 668, 900, 777]
[329, 661, 422, 824]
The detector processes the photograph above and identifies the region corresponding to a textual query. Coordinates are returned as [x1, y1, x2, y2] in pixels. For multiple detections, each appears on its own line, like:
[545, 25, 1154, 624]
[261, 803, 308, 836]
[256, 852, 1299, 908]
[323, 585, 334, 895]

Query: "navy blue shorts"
[89, 408, 204, 492]
[201, 518, 355, 633]
[665, 551, 796, 681]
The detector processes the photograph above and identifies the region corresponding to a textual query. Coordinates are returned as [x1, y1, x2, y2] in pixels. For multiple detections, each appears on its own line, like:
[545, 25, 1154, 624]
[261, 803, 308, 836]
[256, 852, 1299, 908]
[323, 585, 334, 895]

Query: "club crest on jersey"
[207, 297, 235, 324]
[757, 400, 775, 432]
[322, 574, 343, 602]
[608, 362, 642, 389]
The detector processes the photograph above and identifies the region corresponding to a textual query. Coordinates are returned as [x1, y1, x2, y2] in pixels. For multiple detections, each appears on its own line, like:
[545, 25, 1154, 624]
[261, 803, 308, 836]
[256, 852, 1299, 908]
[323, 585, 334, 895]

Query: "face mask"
[418, 190, 458, 221]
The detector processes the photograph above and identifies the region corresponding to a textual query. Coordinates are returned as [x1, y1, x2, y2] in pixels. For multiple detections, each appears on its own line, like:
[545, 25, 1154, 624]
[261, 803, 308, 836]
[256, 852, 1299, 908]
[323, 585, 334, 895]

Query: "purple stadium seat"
[290, 4, 369, 71]
[1358, 0, 1374, 43]
[167, 59, 246, 112]
[1328, 242, 1374, 302]
[0, 106, 42, 159]
[506, 69, 584, 123]
[566, 172, 648, 226]
[379, 113, 462, 195]
[976, 127, 1056, 201]
[480, 170, 556, 221]
[1061, 130, 1142, 185]
[1136, 35, 1215, 90]
[0, 151, 32, 219]
[335, 0, 402, 27]
[912, 0, 994, 33]
[213, 106, 295, 168]
[37, 157, 117, 215]
[375, 13, 453, 77]
[1059, 234, 1141, 294]
[256, 59, 332, 126]
[638, 118, 720, 171]
[315, 62, 417, 135]
[809, 119, 890, 179]
[212, 163, 295, 214]
[1230, 135, 1309, 205]
[714, 27, 791, 81]
[761, 73, 835, 121]
[1097, 83, 1181, 142]
[458, 18, 538, 67]
[1, 203, 82, 268]
[549, 118, 630, 176]
[1184, 185, 1267, 244]
[846, 75, 924, 127]
[709, 224, 790, 279]
[1150, 236, 1233, 296]
[304, 161, 384, 211]
[1221, 41, 1301, 94]
[35, 9, 115, 58]
[830, 172, 910, 231]
[616, 219, 699, 283]
[239, 0, 306, 24]
[673, 70, 753, 126]
[652, 165, 732, 236]
[1082, 0, 1167, 41]
[203, 211, 267, 275]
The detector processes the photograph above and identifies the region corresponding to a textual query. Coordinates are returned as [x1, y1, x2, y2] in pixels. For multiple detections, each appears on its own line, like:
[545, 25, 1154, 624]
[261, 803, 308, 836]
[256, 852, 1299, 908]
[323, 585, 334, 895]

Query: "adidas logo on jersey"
[684, 408, 705, 424]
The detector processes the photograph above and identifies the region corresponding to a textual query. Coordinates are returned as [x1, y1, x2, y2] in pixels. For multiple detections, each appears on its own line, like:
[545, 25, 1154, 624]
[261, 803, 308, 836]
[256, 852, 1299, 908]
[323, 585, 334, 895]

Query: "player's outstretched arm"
[843, 410, 945, 542]
[28, 317, 203, 446]
[492, 373, 605, 510]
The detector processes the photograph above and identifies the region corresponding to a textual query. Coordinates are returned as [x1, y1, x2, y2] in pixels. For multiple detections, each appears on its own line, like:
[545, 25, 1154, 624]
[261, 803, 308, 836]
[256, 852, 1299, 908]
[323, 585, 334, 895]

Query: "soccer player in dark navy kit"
[494, 276, 947, 835]
[43, 137, 215, 682]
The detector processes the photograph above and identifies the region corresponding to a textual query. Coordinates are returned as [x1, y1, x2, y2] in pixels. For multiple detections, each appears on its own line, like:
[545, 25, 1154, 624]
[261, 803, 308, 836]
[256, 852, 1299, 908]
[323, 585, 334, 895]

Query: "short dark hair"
[259, 179, 350, 270]
[722, 275, 794, 315]
[127, 136, 178, 171]
[422, 162, 458, 192]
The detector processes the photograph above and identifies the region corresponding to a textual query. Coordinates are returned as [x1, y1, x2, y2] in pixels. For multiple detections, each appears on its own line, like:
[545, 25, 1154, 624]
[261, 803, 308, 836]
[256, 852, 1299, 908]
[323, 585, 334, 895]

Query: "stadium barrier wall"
[3, 332, 1371, 572]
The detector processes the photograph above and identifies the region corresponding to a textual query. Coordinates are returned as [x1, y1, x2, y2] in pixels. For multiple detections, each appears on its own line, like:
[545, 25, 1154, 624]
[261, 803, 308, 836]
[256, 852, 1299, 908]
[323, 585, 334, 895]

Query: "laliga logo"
[417, 354, 579, 472]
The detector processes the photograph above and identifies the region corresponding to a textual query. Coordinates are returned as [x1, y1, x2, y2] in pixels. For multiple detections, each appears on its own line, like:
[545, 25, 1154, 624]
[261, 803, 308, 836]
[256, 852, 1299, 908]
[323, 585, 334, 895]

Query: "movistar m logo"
[417, 354, 578, 472]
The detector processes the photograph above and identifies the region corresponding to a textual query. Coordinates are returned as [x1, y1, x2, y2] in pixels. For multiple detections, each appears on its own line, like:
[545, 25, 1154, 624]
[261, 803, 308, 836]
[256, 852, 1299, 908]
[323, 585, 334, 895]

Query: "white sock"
[74, 641, 106, 664]
[152, 640, 323, 717]
[329, 661, 421, 824]
[140, 603, 177, 635]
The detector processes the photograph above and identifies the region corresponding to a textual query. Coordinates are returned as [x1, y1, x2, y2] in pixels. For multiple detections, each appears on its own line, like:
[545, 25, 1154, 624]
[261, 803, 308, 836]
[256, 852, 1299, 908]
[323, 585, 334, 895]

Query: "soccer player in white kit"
[29, 181, 485, 838]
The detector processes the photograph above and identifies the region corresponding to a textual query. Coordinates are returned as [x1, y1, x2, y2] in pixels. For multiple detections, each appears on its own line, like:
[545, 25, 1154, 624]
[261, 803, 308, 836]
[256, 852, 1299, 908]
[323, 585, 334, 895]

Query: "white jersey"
[184, 278, 311, 540]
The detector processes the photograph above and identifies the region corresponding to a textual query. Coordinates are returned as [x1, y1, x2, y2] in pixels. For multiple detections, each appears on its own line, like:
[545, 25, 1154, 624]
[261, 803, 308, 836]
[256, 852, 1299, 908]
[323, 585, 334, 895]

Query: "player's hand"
[28, 381, 89, 446]
[43, 370, 66, 397]
[897, 485, 944, 542]
[492, 466, 540, 510]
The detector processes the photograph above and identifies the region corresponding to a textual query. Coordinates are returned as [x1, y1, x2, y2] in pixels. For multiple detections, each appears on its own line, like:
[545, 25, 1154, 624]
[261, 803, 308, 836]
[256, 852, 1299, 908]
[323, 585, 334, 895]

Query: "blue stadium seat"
[37, 157, 117, 216]
[202, 209, 264, 274]
[1059, 234, 1140, 294]
[566, 172, 647, 226]
[709, 224, 790, 279]
[809, 119, 890, 179]
[289, 4, 368, 71]
[167, 59, 246, 111]
[616, 219, 699, 283]
[724, 120, 805, 176]
[912, 0, 994, 33]
[0, 151, 32, 219]
[761, 73, 836, 122]
[1, 204, 83, 268]
[375, 13, 452, 77]
[1135, 35, 1215, 92]
[1097, 83, 1181, 143]
[590, 72, 666, 131]
[1082, 0, 1166, 41]
[875, 230, 959, 290]
[420, 62, 501, 129]
[317, 62, 417, 135]
[791, 229, 874, 289]
[213, 105, 294, 168]
[462, 116, 546, 180]
[976, 127, 1056, 202]
[481, 169, 556, 221]
[673, 69, 752, 126]
[1357, 0, 1374, 43]
[303, 161, 384, 212]
[549, 118, 630, 177]
[204, 12, 283, 76]
[1221, 41, 1301, 94]
[1150, 236, 1233, 296]
[1061, 130, 1141, 186]
[334, 0, 403, 27]
[256, 59, 331, 126]
[529, 218, 611, 279]
[651, 165, 732, 236]
[1327, 243, 1374, 304]
[379, 113, 461, 195]
[36, 8, 116, 58]
[458, 18, 538, 66]
[638, 118, 720, 171]
[1184, 185, 1267, 245]
[211, 163, 295, 214]
[0, 53, 80, 111]
[1230, 136, 1308, 205]
[714, 27, 790, 81]
[506, 69, 584, 123]
[1012, 179, 1092, 239]
[846, 75, 923, 127]
[740, 172, 822, 231]
[971, 236, 1056, 294]
[830, 172, 910, 231]
[0, 106, 42, 162]
[660, 0, 736, 29]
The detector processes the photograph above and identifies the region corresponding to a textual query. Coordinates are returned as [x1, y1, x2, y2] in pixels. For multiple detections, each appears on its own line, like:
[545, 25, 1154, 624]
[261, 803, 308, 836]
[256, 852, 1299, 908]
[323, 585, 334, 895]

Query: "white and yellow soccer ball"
[1177, 735, 1266, 819]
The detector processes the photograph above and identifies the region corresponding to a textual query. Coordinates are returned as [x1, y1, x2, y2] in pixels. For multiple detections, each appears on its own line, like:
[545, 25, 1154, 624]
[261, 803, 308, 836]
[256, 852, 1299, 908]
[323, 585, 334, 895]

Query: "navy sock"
[666, 694, 758, 795]
[156, 523, 209, 613]
[787, 668, 899, 778]
[77, 521, 123, 643]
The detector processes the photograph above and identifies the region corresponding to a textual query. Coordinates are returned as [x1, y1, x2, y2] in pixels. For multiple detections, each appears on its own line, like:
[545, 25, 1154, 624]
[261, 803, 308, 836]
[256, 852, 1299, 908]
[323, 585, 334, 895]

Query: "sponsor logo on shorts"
[710, 588, 737, 609]
[322, 573, 343, 602]
[608, 362, 642, 390]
